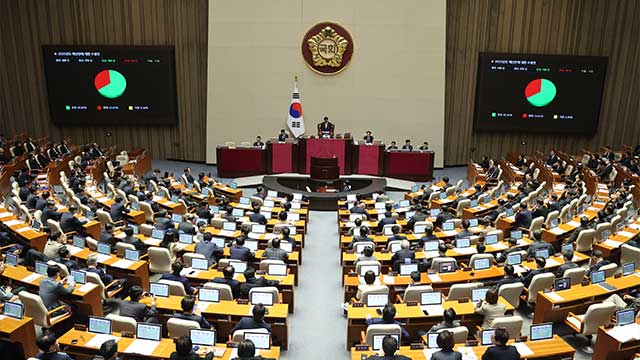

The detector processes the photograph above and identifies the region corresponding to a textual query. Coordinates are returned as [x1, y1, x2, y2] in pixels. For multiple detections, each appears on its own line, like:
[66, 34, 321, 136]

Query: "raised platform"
[233, 173, 415, 191]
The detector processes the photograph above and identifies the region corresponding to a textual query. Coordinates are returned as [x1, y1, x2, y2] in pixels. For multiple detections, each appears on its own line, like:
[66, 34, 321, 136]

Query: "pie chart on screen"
[525, 78, 556, 107]
[94, 70, 127, 99]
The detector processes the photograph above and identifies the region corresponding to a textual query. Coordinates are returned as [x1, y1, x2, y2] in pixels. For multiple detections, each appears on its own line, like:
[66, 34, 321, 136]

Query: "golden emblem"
[307, 26, 349, 68]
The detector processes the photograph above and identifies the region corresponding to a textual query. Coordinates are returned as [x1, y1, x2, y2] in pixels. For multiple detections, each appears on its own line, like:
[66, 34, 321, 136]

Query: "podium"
[353, 141, 384, 176]
[310, 157, 339, 181]
[298, 137, 352, 175]
[267, 139, 297, 174]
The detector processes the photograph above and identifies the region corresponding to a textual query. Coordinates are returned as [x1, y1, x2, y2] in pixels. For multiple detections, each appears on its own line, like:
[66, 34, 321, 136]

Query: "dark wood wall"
[445, 0, 640, 165]
[0, 0, 208, 161]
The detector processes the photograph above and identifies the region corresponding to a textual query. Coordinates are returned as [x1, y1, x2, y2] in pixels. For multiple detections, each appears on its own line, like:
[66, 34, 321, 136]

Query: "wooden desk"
[594, 319, 640, 360]
[0, 315, 38, 357]
[85, 188, 146, 224]
[0, 209, 48, 252]
[69, 247, 150, 290]
[58, 329, 280, 359]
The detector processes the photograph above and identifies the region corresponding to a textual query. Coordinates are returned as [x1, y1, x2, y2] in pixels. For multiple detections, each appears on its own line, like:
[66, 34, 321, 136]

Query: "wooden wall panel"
[0, 0, 208, 161]
[445, 0, 640, 166]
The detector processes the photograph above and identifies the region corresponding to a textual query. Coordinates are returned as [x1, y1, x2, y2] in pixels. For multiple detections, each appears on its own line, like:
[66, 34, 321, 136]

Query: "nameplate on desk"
[410, 343, 424, 350]
[236, 299, 249, 305]
[458, 298, 469, 303]
[352, 302, 364, 308]
[347, 272, 358, 277]
[406, 301, 418, 307]
[354, 344, 369, 351]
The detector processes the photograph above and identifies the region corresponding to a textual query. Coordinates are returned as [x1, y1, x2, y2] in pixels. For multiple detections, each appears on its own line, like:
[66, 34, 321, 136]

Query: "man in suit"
[416, 226, 438, 248]
[363, 131, 374, 144]
[60, 205, 88, 234]
[44, 231, 67, 259]
[555, 249, 578, 278]
[84, 254, 113, 285]
[118, 285, 159, 323]
[154, 211, 174, 230]
[350, 226, 374, 249]
[277, 129, 289, 142]
[387, 141, 398, 150]
[54, 247, 78, 271]
[195, 202, 213, 220]
[586, 249, 611, 277]
[456, 219, 474, 239]
[406, 205, 427, 230]
[42, 200, 63, 228]
[35, 332, 74, 360]
[565, 216, 591, 244]
[402, 139, 413, 151]
[26, 153, 41, 171]
[231, 303, 272, 333]
[35, 192, 51, 211]
[195, 233, 223, 266]
[142, 192, 160, 213]
[90, 143, 103, 158]
[547, 150, 559, 165]
[514, 202, 532, 229]
[349, 201, 369, 219]
[388, 225, 407, 242]
[253, 136, 265, 148]
[376, 203, 397, 233]
[491, 265, 523, 291]
[230, 237, 255, 263]
[419, 141, 429, 151]
[99, 224, 119, 249]
[547, 194, 562, 212]
[481, 328, 520, 360]
[183, 168, 195, 184]
[366, 336, 411, 360]
[178, 214, 197, 235]
[531, 199, 549, 220]
[160, 262, 195, 295]
[522, 257, 548, 287]
[390, 240, 415, 272]
[173, 295, 212, 329]
[526, 230, 554, 259]
[262, 238, 288, 261]
[435, 205, 454, 228]
[213, 265, 241, 298]
[39, 265, 73, 310]
[365, 304, 410, 340]
[109, 196, 129, 223]
[248, 203, 268, 225]
[317, 116, 334, 137]
[239, 267, 279, 298]
[123, 227, 148, 253]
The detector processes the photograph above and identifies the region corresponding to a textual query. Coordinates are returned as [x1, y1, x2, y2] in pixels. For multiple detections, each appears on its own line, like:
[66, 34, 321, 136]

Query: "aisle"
[282, 210, 349, 360]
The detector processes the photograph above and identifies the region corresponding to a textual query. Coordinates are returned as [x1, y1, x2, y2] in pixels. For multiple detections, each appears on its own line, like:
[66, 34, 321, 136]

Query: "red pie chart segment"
[525, 79, 541, 98]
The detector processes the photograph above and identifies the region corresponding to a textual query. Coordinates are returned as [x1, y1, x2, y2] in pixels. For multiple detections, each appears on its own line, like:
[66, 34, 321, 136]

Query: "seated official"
[42, 200, 63, 228]
[231, 303, 272, 333]
[388, 226, 408, 242]
[123, 226, 148, 254]
[155, 211, 175, 230]
[366, 303, 410, 340]
[35, 332, 74, 360]
[376, 205, 397, 233]
[39, 265, 73, 311]
[402, 139, 413, 151]
[513, 202, 532, 229]
[387, 141, 398, 150]
[230, 237, 256, 263]
[391, 240, 414, 272]
[565, 216, 591, 244]
[213, 265, 241, 299]
[195, 232, 223, 266]
[349, 201, 369, 219]
[59, 205, 87, 233]
[277, 129, 289, 142]
[526, 230, 554, 259]
[161, 262, 195, 295]
[173, 295, 213, 329]
[145, 192, 162, 213]
[84, 254, 113, 285]
[586, 249, 611, 277]
[263, 239, 288, 262]
[234, 339, 276, 360]
[54, 247, 79, 271]
[422, 244, 456, 270]
[416, 227, 438, 248]
[93, 340, 118, 360]
[350, 226, 374, 249]
[428, 308, 462, 333]
[435, 205, 454, 229]
[253, 136, 265, 148]
[356, 270, 388, 301]
[160, 230, 187, 262]
[44, 231, 67, 259]
[249, 203, 268, 225]
[522, 257, 548, 287]
[196, 202, 213, 220]
[279, 226, 296, 247]
[99, 224, 119, 248]
[109, 196, 130, 222]
[363, 131, 374, 144]
[170, 335, 214, 360]
[555, 249, 578, 278]
[455, 219, 474, 239]
[118, 285, 159, 323]
[366, 336, 411, 360]
[419, 142, 429, 151]
[492, 265, 522, 291]
[475, 289, 506, 329]
[178, 214, 197, 235]
[406, 205, 428, 230]
[481, 328, 521, 360]
[317, 116, 335, 137]
[239, 267, 279, 298]
[431, 331, 463, 360]
[355, 246, 377, 265]
[347, 218, 363, 237]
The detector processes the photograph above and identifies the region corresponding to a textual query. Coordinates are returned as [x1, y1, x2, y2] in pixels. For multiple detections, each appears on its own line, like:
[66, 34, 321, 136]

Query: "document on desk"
[567, 220, 581, 227]
[617, 230, 635, 238]
[382, 275, 395, 284]
[602, 239, 624, 248]
[248, 232, 262, 239]
[545, 292, 564, 302]
[217, 230, 235, 237]
[549, 227, 565, 235]
[454, 247, 477, 255]
[181, 269, 202, 277]
[0, 212, 13, 217]
[125, 339, 160, 355]
[456, 346, 479, 360]
[22, 273, 43, 283]
[607, 323, 640, 343]
[491, 242, 508, 250]
[111, 259, 135, 269]
[77, 283, 97, 293]
[85, 334, 119, 348]
[421, 305, 444, 316]
[144, 238, 162, 246]
[66, 246, 83, 255]
[428, 274, 442, 282]
[114, 232, 126, 239]
[628, 223, 640, 230]
[96, 254, 112, 263]
[4, 219, 21, 227]
[513, 342, 534, 356]
[16, 227, 32, 233]
[442, 230, 458, 237]
[545, 258, 560, 267]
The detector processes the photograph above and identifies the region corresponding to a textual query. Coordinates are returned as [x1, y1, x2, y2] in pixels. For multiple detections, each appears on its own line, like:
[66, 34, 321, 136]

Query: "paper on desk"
[428, 274, 442, 282]
[0, 212, 13, 217]
[382, 275, 395, 284]
[443, 230, 458, 237]
[67, 246, 83, 255]
[114, 232, 126, 239]
[96, 254, 112, 263]
[96, 197, 109, 202]
[567, 221, 581, 227]
[545, 292, 564, 302]
[195, 302, 211, 315]
[125, 339, 159, 355]
[618, 230, 634, 238]
[263, 233, 277, 240]
[549, 227, 565, 235]
[217, 230, 235, 237]
[545, 258, 560, 267]
[180, 268, 202, 277]
[248, 232, 262, 239]
[513, 342, 534, 356]
[421, 305, 445, 316]
[22, 273, 42, 283]
[607, 323, 640, 343]
[111, 259, 135, 269]
[587, 207, 601, 212]
[144, 238, 162, 246]
[4, 220, 21, 227]
[77, 283, 97, 293]
[603, 240, 624, 248]
[454, 247, 477, 255]
[457, 346, 479, 360]
[491, 243, 508, 250]
[16, 227, 32, 233]
[85, 334, 119, 348]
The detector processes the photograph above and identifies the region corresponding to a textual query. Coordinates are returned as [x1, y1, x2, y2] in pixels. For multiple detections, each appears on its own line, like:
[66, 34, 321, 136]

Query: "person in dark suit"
[196, 203, 213, 220]
[349, 201, 369, 219]
[178, 214, 197, 235]
[586, 250, 611, 277]
[60, 205, 88, 233]
[39, 265, 73, 311]
[239, 267, 279, 298]
[390, 240, 414, 272]
[98, 224, 119, 249]
[231, 303, 272, 333]
[36, 149, 51, 167]
[565, 216, 590, 244]
[230, 237, 255, 263]
[430, 331, 463, 360]
[481, 328, 521, 360]
[416, 226, 438, 248]
[173, 296, 212, 329]
[406, 206, 427, 230]
[547, 194, 562, 212]
[522, 257, 548, 287]
[233, 339, 275, 360]
[35, 331, 74, 360]
[388, 225, 407, 242]
[365, 303, 410, 340]
[170, 335, 214, 360]
[491, 265, 523, 291]
[435, 205, 454, 228]
[555, 249, 578, 278]
[363, 131, 374, 144]
[402, 139, 413, 151]
[93, 339, 118, 360]
[350, 226, 374, 249]
[531, 199, 549, 220]
[317, 116, 334, 137]
[213, 265, 241, 299]
[376, 204, 397, 233]
[26, 153, 41, 171]
[248, 203, 268, 225]
[25, 189, 39, 209]
[365, 336, 411, 360]
[123, 227, 148, 254]
[526, 230, 554, 259]
[547, 151, 559, 166]
[183, 168, 195, 184]
[195, 233, 223, 266]
[54, 247, 79, 271]
[277, 129, 289, 142]
[387, 141, 398, 150]
[118, 285, 159, 323]
[160, 262, 195, 295]
[89, 143, 103, 158]
[252, 136, 265, 148]
[154, 211, 175, 230]
[84, 254, 113, 285]
[109, 196, 129, 223]
[455, 219, 474, 239]
[42, 201, 63, 227]
[514, 202, 532, 229]
[419, 141, 429, 151]
[142, 192, 160, 213]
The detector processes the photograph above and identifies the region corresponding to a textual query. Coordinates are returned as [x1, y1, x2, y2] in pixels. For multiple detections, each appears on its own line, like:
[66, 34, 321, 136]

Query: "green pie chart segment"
[94, 70, 127, 99]
[525, 78, 556, 107]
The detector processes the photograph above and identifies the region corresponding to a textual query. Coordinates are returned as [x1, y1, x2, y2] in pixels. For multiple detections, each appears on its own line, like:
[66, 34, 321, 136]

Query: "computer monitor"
[529, 323, 553, 341]
[97, 242, 111, 255]
[131, 202, 140, 211]
[510, 230, 522, 240]
[414, 224, 427, 234]
[472, 288, 490, 302]
[229, 182, 238, 189]
[430, 209, 441, 217]
[231, 208, 244, 217]
[31, 220, 41, 230]
[268, 263, 287, 276]
[481, 329, 496, 346]
[190, 329, 216, 346]
[366, 293, 388, 308]
[616, 309, 635, 326]
[125, 249, 140, 261]
[389, 242, 402, 253]
[470, 200, 478, 207]
[201, 188, 210, 196]
[243, 332, 270, 350]
[535, 249, 550, 259]
[267, 190, 278, 198]
[554, 277, 571, 291]
[550, 218, 559, 228]
[439, 193, 447, 200]
[86, 210, 95, 219]
[602, 230, 611, 240]
[286, 226, 297, 235]
[209, 205, 219, 214]
[179, 233, 193, 244]
[252, 224, 266, 234]
[473, 258, 491, 271]
[88, 316, 112, 335]
[239, 197, 250, 205]
[171, 214, 183, 223]
[437, 261, 456, 273]
[5, 253, 18, 267]
[399, 263, 419, 276]
[426, 333, 439, 349]
[623, 262, 635, 276]
[149, 282, 169, 297]
[411, 185, 419, 193]
[212, 237, 226, 248]
[506, 253, 522, 266]
[484, 234, 498, 245]
[198, 288, 220, 303]
[359, 265, 380, 276]
[230, 261, 247, 273]
[244, 240, 258, 251]
[70, 270, 86, 284]
[591, 270, 606, 284]
[455, 238, 470, 248]
[424, 241, 439, 252]
[250, 291, 274, 306]
[292, 193, 303, 201]
[441, 222, 454, 232]
[3, 301, 22, 320]
[506, 208, 515, 216]
[35, 261, 48, 276]
[469, 218, 479, 227]
[420, 291, 442, 305]
[399, 200, 410, 208]
[151, 229, 165, 239]
[561, 243, 573, 254]
[137, 323, 162, 342]
[191, 258, 209, 270]
[222, 222, 236, 231]
[280, 241, 293, 253]
[290, 202, 301, 210]
[374, 202, 385, 210]
[383, 227, 394, 236]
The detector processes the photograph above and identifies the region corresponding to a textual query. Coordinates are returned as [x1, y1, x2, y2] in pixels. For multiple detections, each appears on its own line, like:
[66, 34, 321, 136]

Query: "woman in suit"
[431, 331, 462, 360]
[475, 289, 507, 329]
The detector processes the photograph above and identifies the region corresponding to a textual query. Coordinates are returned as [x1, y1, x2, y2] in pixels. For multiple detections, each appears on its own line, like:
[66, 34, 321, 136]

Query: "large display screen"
[474, 53, 607, 134]
[42, 45, 178, 125]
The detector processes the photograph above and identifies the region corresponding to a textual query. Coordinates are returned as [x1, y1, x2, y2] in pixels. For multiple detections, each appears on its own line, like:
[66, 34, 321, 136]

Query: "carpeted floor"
[149, 160, 593, 360]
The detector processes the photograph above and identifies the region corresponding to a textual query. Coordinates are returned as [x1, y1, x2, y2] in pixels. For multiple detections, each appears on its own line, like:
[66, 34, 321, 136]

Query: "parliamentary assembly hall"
[0, 0, 639, 359]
